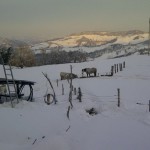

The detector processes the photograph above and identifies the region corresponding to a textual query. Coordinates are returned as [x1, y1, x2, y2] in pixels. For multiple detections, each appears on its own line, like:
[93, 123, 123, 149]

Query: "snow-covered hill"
[50, 30, 147, 47]
[0, 54, 150, 150]
[31, 30, 149, 55]
[0, 30, 149, 60]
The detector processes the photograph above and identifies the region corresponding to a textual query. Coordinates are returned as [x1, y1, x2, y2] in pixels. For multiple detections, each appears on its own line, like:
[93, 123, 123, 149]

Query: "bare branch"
[67, 106, 71, 120]
[42, 72, 57, 104]
[66, 125, 71, 132]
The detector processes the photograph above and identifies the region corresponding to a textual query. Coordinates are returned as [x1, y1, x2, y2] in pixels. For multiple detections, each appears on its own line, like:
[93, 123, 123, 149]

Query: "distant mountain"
[31, 30, 148, 57]
[1, 30, 148, 59]
[70, 30, 145, 36]
[0, 37, 28, 48]
[32, 30, 148, 49]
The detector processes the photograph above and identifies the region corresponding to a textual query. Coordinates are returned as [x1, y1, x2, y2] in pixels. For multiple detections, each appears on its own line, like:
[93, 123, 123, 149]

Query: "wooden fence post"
[74, 87, 76, 95]
[56, 79, 58, 87]
[114, 64, 116, 74]
[111, 66, 114, 76]
[123, 61, 125, 68]
[117, 88, 120, 107]
[117, 64, 119, 72]
[119, 63, 123, 71]
[77, 87, 82, 102]
[62, 84, 64, 95]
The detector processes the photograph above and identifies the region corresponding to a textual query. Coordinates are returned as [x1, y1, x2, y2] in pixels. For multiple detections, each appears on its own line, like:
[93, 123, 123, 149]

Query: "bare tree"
[9, 46, 35, 68]
[40, 49, 46, 65]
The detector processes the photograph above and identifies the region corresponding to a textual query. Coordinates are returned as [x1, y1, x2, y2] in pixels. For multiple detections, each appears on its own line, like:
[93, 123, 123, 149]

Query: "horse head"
[82, 68, 86, 73]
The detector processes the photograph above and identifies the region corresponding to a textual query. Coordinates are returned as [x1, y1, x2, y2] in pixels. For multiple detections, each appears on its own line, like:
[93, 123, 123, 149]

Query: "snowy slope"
[51, 32, 147, 47]
[31, 30, 148, 54]
[0, 54, 150, 150]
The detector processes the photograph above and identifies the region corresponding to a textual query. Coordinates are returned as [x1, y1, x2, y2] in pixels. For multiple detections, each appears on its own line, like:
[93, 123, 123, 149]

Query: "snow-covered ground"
[0, 54, 150, 150]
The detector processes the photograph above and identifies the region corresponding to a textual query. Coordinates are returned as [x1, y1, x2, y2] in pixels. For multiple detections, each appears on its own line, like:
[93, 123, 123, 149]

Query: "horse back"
[92, 67, 97, 72]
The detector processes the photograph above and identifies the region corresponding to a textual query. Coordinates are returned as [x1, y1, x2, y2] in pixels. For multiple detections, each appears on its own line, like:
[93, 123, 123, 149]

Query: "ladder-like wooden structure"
[0, 54, 19, 107]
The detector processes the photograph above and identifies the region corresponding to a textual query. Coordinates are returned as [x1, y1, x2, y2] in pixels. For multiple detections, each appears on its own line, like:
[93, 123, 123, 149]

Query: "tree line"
[1, 44, 148, 68]
[0, 46, 87, 68]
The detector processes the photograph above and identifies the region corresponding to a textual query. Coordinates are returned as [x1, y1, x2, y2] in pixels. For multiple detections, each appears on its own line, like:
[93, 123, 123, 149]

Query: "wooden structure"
[0, 78, 35, 102]
[0, 54, 19, 106]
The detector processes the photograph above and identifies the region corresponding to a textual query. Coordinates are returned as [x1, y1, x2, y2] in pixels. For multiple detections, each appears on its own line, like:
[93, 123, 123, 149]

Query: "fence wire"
[81, 92, 117, 103]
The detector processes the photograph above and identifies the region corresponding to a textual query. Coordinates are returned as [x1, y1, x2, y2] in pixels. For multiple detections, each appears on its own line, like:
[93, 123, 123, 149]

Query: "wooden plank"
[0, 93, 24, 97]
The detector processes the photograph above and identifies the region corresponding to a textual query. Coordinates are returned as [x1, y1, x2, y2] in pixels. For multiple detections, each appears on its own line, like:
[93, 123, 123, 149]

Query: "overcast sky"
[0, 0, 150, 39]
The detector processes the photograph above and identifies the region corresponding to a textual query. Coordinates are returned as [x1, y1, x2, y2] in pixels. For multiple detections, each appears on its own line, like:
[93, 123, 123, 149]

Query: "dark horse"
[82, 68, 97, 77]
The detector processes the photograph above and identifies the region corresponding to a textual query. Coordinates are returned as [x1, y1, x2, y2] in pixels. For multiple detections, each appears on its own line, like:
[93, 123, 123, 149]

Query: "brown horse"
[82, 68, 97, 77]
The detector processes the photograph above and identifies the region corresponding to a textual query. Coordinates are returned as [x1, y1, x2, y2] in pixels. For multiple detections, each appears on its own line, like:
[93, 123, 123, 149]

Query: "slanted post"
[117, 88, 120, 107]
[70, 65, 72, 88]
[69, 65, 73, 108]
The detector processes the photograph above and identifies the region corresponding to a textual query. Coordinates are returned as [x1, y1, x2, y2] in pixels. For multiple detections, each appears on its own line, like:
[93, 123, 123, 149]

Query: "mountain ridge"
[0, 30, 149, 59]
[31, 30, 148, 50]
[31, 30, 149, 59]
[69, 30, 145, 36]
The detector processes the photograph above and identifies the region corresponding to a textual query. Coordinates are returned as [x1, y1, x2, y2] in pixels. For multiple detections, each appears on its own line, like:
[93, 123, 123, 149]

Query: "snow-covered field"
[0, 54, 150, 150]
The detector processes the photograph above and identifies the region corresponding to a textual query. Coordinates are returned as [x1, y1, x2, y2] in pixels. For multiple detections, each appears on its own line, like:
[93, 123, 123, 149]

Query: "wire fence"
[33, 86, 150, 112]
[82, 92, 117, 102]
